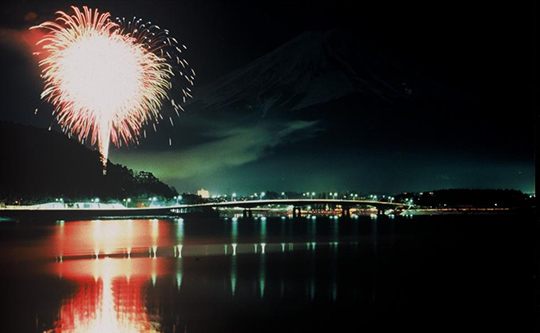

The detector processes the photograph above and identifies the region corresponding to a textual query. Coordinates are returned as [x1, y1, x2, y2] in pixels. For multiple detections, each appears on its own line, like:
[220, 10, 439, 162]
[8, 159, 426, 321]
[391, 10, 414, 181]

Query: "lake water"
[0, 214, 533, 332]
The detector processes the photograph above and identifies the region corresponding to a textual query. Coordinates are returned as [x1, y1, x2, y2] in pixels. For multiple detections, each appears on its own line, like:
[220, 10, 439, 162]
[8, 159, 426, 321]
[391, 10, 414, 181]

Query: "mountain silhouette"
[189, 29, 451, 118]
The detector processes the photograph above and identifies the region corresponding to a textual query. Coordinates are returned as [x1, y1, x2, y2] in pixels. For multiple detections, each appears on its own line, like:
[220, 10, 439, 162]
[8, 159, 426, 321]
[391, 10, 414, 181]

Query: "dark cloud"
[110, 119, 321, 183]
[24, 12, 38, 22]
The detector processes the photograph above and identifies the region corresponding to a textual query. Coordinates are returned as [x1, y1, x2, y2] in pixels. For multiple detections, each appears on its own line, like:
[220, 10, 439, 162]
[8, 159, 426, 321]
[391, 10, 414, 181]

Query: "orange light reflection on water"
[49, 220, 179, 333]
[52, 219, 179, 258]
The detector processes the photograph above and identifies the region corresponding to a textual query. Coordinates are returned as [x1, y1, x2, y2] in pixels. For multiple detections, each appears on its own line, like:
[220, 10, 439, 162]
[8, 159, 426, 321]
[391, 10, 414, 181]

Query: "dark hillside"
[0, 121, 177, 204]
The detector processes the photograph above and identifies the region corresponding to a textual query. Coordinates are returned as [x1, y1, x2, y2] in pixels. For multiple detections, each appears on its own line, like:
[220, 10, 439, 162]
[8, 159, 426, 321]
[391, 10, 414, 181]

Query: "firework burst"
[31, 6, 194, 172]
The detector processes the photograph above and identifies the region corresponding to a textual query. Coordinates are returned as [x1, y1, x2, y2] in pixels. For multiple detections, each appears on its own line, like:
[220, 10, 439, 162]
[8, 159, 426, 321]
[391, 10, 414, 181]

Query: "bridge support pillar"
[341, 207, 350, 218]
[243, 209, 253, 218]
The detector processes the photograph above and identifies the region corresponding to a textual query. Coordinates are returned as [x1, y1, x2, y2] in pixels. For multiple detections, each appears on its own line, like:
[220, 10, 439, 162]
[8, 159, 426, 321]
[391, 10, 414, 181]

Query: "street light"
[311, 192, 315, 199]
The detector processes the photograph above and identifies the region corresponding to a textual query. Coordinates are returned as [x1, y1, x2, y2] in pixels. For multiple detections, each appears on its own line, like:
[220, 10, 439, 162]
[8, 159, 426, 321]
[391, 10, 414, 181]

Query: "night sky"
[0, 0, 535, 195]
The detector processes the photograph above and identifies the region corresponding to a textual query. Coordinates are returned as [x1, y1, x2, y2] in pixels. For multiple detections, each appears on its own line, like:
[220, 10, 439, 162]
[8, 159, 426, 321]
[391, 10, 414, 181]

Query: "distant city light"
[197, 189, 210, 199]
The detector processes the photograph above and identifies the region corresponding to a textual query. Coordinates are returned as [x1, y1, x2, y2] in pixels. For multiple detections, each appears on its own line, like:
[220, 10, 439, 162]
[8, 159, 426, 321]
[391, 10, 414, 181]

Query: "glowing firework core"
[32, 6, 191, 172]
[59, 33, 144, 118]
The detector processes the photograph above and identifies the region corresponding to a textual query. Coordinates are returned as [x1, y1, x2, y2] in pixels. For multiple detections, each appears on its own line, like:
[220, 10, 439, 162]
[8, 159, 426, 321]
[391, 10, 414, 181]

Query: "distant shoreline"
[405, 208, 521, 215]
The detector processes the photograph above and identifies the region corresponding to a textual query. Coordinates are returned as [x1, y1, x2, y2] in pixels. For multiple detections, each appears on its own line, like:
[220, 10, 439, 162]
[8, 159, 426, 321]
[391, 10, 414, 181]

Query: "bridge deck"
[0, 199, 406, 219]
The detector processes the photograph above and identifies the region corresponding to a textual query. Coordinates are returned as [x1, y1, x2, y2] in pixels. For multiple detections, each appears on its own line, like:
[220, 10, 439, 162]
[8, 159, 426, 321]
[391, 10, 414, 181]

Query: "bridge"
[172, 199, 407, 217]
[0, 199, 407, 219]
